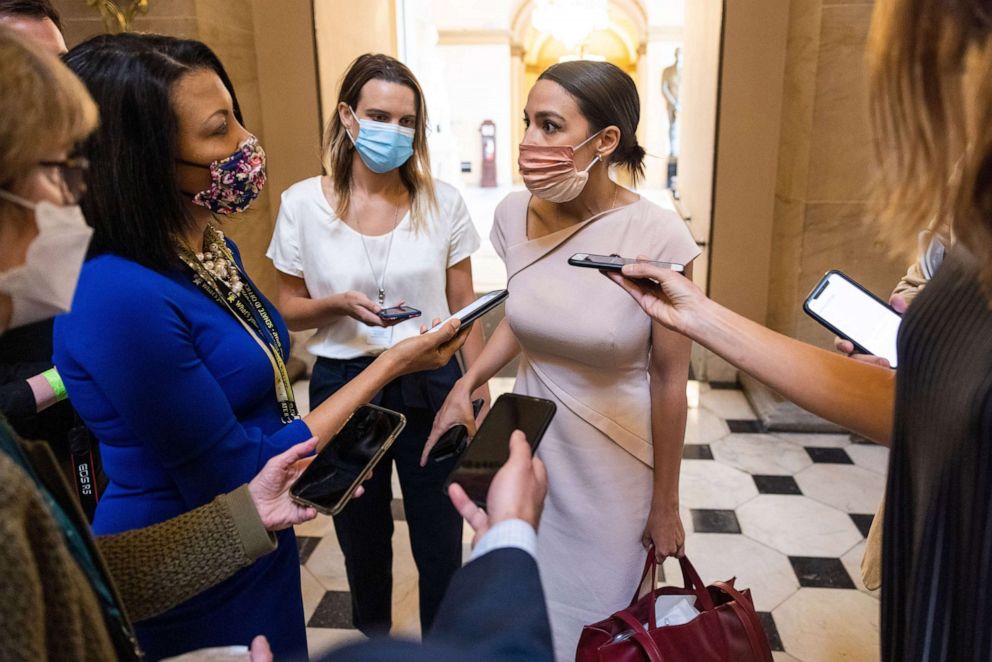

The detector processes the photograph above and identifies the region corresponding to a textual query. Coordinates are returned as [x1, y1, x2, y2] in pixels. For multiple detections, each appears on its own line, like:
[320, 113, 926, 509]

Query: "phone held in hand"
[445, 393, 556, 508]
[568, 253, 685, 273]
[378, 305, 422, 321]
[803, 270, 902, 368]
[290, 404, 406, 516]
[429, 398, 485, 463]
[428, 289, 508, 333]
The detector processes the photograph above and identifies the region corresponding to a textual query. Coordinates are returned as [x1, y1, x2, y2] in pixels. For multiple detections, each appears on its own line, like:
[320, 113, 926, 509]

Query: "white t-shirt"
[266, 176, 480, 359]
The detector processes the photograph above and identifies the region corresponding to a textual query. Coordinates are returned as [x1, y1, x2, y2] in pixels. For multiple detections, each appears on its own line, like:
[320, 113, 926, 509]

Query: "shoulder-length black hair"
[65, 33, 244, 271]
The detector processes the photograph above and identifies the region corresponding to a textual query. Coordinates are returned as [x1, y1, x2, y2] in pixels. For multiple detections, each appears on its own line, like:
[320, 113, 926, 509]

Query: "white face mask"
[0, 190, 93, 331]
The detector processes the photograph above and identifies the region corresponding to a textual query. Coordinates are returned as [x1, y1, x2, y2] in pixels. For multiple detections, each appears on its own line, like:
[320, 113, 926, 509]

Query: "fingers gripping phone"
[428, 290, 508, 333]
[803, 270, 902, 367]
[445, 393, 557, 508]
[290, 404, 406, 515]
[428, 398, 485, 463]
[378, 305, 421, 321]
[568, 253, 685, 273]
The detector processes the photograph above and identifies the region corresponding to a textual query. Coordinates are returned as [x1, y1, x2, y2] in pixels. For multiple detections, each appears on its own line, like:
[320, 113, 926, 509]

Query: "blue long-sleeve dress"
[53, 240, 312, 660]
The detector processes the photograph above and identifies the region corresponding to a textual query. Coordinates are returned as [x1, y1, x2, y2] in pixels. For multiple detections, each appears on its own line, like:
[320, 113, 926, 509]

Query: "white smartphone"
[428, 289, 509, 333]
[803, 270, 902, 367]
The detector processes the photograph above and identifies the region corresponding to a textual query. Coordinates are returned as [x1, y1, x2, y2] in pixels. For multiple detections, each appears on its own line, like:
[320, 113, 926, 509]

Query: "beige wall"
[314, 0, 397, 130]
[53, 0, 322, 300]
[676, 0, 722, 252]
[765, 0, 905, 347]
[690, 0, 906, 380]
[707, 0, 790, 323]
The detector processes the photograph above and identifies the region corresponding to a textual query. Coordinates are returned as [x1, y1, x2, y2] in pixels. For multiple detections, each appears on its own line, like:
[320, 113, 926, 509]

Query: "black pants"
[309, 356, 463, 635]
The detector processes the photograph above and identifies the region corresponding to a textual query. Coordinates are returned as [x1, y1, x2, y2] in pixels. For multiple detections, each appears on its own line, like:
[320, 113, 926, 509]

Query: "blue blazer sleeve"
[328, 548, 554, 662]
[54, 264, 311, 509]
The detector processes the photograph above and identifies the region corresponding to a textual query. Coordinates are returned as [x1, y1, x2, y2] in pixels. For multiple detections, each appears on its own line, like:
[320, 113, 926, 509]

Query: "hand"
[605, 259, 706, 334]
[250, 636, 272, 662]
[420, 380, 477, 466]
[643, 503, 685, 561]
[247, 437, 365, 530]
[332, 291, 387, 327]
[382, 318, 469, 377]
[448, 430, 548, 548]
[833, 293, 907, 368]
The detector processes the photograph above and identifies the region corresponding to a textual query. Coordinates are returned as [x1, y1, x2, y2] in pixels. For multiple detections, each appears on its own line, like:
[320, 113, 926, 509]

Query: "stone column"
[52, 0, 324, 300]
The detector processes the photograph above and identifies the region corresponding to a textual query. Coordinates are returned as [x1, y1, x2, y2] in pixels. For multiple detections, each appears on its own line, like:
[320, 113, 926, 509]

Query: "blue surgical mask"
[347, 107, 415, 173]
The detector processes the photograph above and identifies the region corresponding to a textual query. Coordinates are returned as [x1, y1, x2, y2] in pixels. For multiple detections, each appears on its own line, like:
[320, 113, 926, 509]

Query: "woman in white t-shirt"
[266, 54, 487, 634]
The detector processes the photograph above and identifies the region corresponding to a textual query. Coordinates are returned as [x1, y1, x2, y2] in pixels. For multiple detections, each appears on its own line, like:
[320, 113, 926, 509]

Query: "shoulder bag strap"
[614, 610, 664, 662]
[713, 580, 773, 662]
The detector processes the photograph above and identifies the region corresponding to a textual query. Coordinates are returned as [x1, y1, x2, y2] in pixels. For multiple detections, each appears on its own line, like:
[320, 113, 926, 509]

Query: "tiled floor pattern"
[294, 381, 886, 661]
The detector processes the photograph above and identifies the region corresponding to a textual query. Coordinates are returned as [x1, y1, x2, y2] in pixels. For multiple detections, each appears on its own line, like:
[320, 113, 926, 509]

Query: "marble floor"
[293, 380, 886, 661]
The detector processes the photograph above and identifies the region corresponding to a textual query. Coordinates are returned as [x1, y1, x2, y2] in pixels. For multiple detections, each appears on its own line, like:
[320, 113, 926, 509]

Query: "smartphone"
[428, 398, 485, 463]
[378, 305, 422, 321]
[445, 393, 557, 507]
[428, 289, 509, 333]
[290, 404, 406, 515]
[803, 270, 902, 367]
[568, 253, 685, 273]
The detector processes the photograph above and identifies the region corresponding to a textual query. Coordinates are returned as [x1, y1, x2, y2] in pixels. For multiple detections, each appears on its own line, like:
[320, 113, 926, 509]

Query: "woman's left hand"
[642, 503, 686, 561]
[247, 437, 365, 531]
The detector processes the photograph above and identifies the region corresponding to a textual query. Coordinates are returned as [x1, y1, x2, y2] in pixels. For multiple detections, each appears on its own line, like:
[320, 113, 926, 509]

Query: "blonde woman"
[605, 0, 992, 659]
[267, 53, 486, 634]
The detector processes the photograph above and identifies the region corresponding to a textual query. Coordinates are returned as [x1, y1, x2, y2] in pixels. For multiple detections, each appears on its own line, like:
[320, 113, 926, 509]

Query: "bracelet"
[41, 368, 67, 402]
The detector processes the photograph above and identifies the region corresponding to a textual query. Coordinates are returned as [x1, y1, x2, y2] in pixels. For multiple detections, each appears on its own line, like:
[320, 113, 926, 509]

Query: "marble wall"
[766, 0, 905, 346]
[52, 0, 323, 299]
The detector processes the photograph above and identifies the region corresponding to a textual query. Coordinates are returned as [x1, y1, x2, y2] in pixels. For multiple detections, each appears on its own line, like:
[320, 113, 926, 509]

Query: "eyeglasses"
[38, 157, 90, 204]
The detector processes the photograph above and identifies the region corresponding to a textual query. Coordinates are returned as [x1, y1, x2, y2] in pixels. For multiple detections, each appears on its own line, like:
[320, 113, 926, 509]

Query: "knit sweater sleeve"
[95, 485, 277, 622]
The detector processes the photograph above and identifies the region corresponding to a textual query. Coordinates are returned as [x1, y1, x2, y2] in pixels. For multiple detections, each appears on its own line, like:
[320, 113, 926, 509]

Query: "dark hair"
[0, 0, 62, 32]
[64, 33, 244, 270]
[539, 60, 646, 184]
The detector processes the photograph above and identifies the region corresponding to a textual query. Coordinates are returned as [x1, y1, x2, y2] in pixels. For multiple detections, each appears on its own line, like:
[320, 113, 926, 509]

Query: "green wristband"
[41, 368, 67, 402]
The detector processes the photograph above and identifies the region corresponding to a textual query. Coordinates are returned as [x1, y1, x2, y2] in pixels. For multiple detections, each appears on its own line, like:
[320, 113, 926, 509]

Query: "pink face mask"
[518, 130, 602, 203]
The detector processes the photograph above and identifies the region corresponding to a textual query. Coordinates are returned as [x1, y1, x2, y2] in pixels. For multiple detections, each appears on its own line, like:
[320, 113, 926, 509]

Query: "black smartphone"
[378, 305, 422, 321]
[290, 404, 406, 515]
[803, 270, 902, 368]
[429, 290, 508, 333]
[568, 253, 685, 273]
[445, 393, 556, 508]
[429, 398, 485, 463]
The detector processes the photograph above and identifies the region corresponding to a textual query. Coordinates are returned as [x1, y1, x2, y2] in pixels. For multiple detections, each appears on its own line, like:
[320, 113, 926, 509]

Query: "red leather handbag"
[576, 549, 773, 662]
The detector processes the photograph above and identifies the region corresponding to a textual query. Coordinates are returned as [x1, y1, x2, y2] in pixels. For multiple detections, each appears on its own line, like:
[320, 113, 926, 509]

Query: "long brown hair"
[322, 53, 436, 230]
[869, 0, 992, 288]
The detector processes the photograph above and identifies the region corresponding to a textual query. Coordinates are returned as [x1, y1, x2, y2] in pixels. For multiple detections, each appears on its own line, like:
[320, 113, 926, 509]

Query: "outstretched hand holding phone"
[448, 431, 548, 548]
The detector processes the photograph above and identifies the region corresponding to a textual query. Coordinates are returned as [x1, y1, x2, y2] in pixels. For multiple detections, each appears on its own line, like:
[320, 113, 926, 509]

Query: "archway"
[507, 0, 649, 183]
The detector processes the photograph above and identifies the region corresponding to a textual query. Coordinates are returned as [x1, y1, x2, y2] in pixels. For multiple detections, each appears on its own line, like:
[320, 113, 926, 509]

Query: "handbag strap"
[713, 581, 773, 662]
[678, 556, 716, 611]
[614, 610, 664, 662]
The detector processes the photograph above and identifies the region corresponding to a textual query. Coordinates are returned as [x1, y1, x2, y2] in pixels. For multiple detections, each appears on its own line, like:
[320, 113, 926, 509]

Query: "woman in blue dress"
[54, 34, 467, 660]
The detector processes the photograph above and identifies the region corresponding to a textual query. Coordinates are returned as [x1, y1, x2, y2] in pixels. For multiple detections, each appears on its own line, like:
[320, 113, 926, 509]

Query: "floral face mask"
[178, 135, 266, 215]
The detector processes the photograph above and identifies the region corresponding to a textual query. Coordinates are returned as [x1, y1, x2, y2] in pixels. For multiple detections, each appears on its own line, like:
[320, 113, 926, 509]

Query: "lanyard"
[0, 423, 143, 660]
[176, 228, 299, 424]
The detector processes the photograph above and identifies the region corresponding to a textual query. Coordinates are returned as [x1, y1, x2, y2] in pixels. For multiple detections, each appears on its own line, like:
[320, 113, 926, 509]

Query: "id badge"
[366, 325, 393, 349]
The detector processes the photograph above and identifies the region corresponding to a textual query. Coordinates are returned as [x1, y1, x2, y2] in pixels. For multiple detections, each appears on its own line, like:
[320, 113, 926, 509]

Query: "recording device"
[445, 393, 557, 508]
[290, 404, 406, 515]
[428, 289, 509, 333]
[803, 270, 902, 367]
[378, 305, 421, 321]
[568, 253, 685, 273]
[428, 398, 485, 463]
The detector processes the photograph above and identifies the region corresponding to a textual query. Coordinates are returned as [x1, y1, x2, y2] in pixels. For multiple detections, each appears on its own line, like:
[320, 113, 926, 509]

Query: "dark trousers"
[309, 356, 463, 635]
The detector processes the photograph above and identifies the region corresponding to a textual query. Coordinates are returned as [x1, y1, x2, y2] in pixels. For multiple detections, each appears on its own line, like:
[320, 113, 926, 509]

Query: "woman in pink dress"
[422, 61, 700, 659]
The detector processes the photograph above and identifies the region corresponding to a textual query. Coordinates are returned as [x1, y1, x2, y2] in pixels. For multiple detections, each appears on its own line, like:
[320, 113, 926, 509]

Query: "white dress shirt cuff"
[468, 518, 537, 563]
